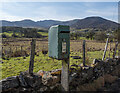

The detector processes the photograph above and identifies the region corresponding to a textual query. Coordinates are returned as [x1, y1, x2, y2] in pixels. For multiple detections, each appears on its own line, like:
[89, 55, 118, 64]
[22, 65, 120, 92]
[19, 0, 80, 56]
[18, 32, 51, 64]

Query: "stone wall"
[1, 58, 120, 92]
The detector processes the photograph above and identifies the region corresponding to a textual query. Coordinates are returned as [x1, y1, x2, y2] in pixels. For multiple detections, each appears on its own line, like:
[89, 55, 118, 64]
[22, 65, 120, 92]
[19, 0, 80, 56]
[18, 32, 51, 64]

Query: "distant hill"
[1, 16, 119, 30]
[71, 17, 119, 30]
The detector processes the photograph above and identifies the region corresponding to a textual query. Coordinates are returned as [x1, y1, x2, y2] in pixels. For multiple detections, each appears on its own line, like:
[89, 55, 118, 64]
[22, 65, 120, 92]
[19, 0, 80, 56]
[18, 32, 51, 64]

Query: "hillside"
[72, 17, 119, 30]
[1, 16, 119, 30]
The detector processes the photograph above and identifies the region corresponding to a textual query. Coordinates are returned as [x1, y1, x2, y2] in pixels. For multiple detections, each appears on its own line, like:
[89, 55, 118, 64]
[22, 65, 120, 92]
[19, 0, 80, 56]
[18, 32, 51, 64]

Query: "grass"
[1, 38, 118, 79]
[1, 31, 48, 37]
[1, 52, 62, 79]
[38, 32, 48, 36]
[2, 32, 13, 37]
[1, 49, 116, 79]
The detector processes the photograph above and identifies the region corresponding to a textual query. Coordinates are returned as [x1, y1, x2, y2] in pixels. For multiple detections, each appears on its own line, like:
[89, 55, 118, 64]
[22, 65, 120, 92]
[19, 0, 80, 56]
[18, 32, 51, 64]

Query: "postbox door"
[59, 33, 70, 59]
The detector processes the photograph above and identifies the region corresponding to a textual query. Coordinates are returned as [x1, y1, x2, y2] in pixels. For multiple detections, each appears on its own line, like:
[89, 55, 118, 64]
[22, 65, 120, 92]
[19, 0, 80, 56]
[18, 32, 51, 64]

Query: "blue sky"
[0, 2, 118, 22]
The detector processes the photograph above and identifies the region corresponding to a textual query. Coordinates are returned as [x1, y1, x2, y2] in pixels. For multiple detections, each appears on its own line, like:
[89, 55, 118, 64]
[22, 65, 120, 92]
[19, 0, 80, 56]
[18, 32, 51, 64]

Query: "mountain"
[71, 17, 119, 30]
[1, 17, 119, 30]
[36, 20, 61, 28]
[1, 19, 39, 28]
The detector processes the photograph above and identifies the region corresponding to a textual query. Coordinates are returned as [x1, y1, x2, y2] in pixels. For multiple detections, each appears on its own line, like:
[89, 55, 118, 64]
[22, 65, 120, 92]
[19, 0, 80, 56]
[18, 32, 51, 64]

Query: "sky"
[0, 2, 119, 22]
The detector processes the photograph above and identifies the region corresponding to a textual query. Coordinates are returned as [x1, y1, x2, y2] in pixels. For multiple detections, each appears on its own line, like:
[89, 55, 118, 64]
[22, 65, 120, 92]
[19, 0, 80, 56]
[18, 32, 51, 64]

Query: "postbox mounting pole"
[61, 58, 69, 91]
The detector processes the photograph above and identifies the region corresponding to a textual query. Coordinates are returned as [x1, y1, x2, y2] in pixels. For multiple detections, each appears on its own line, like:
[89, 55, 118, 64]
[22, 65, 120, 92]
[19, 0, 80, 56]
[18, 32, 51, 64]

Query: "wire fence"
[1, 38, 119, 79]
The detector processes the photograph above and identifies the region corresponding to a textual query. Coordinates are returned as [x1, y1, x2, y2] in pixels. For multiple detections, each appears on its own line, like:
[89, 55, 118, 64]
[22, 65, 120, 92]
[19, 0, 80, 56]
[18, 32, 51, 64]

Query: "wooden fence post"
[109, 41, 111, 58]
[2, 46, 3, 54]
[83, 40, 86, 66]
[29, 39, 36, 75]
[16, 46, 17, 52]
[21, 46, 23, 56]
[9, 47, 11, 53]
[102, 38, 109, 61]
[118, 44, 120, 58]
[113, 42, 118, 59]
[9, 47, 11, 58]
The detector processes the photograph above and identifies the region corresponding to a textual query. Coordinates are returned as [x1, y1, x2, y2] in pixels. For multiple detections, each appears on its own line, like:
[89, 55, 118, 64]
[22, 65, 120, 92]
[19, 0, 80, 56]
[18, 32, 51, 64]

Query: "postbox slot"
[60, 31, 70, 33]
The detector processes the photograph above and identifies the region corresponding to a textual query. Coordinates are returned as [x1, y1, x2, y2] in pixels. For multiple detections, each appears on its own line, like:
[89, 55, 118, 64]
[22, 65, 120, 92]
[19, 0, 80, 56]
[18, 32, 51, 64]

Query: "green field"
[1, 49, 115, 79]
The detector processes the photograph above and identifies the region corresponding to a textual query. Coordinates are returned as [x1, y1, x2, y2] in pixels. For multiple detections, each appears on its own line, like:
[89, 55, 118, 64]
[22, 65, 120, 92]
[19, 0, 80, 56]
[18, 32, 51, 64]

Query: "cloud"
[0, 2, 118, 22]
[87, 10, 117, 16]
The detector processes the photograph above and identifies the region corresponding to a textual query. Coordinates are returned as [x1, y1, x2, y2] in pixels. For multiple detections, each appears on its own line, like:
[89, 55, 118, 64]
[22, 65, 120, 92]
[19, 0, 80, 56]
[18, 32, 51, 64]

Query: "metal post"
[29, 39, 36, 75]
[61, 58, 69, 91]
[83, 40, 86, 66]
[102, 38, 109, 61]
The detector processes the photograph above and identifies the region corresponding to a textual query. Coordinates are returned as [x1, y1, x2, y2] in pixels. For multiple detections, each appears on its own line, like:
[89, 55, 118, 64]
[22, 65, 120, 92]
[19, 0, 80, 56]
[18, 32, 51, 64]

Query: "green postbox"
[48, 25, 70, 60]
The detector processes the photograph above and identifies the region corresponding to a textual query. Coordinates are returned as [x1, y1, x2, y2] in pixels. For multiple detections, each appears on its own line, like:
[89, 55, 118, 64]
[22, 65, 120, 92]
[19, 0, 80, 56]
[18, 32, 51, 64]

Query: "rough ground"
[1, 58, 120, 93]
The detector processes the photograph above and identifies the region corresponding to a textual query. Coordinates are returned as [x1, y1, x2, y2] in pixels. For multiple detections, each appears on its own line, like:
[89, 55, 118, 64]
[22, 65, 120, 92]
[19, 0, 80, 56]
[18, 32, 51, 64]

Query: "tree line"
[70, 29, 120, 42]
[1, 26, 47, 38]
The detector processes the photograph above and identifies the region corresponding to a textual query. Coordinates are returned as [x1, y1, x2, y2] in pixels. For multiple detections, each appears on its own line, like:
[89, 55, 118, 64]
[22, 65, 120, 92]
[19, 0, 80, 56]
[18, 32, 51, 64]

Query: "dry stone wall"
[1, 58, 120, 92]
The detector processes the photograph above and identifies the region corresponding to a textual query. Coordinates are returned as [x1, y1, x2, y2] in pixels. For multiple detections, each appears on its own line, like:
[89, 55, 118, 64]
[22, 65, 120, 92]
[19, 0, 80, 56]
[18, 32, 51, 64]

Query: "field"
[1, 38, 118, 79]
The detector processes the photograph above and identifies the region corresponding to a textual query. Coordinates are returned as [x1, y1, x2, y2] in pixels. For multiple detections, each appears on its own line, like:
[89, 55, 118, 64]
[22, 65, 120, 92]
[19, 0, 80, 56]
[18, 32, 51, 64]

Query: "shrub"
[2, 34, 9, 38]
[94, 32, 107, 42]
[11, 50, 28, 57]
[12, 33, 19, 37]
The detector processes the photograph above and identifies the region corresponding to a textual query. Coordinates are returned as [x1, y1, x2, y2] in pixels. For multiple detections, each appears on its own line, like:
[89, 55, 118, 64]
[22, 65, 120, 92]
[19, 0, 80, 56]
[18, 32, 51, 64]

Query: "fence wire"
[1, 38, 119, 79]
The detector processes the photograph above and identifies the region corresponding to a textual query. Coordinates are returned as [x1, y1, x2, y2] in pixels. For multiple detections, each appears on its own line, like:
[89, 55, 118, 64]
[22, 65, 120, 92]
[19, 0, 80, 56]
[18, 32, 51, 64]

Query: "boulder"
[93, 59, 100, 65]
[18, 72, 28, 87]
[111, 64, 120, 77]
[103, 74, 118, 83]
[37, 70, 46, 77]
[1, 76, 19, 92]
[51, 69, 61, 76]
[18, 72, 42, 88]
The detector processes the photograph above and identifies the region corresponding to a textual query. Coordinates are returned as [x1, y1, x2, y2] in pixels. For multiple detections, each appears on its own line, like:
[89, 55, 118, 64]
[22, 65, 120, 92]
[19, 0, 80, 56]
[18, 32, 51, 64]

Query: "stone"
[111, 64, 120, 76]
[49, 83, 61, 91]
[42, 76, 53, 86]
[18, 72, 28, 87]
[93, 59, 100, 65]
[69, 73, 77, 83]
[86, 67, 94, 80]
[24, 74, 42, 88]
[52, 76, 60, 85]
[1, 76, 19, 92]
[18, 72, 42, 88]
[110, 83, 120, 91]
[38, 86, 49, 92]
[37, 70, 46, 77]
[93, 76, 105, 89]
[103, 74, 118, 84]
[51, 69, 61, 76]
[106, 58, 117, 66]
